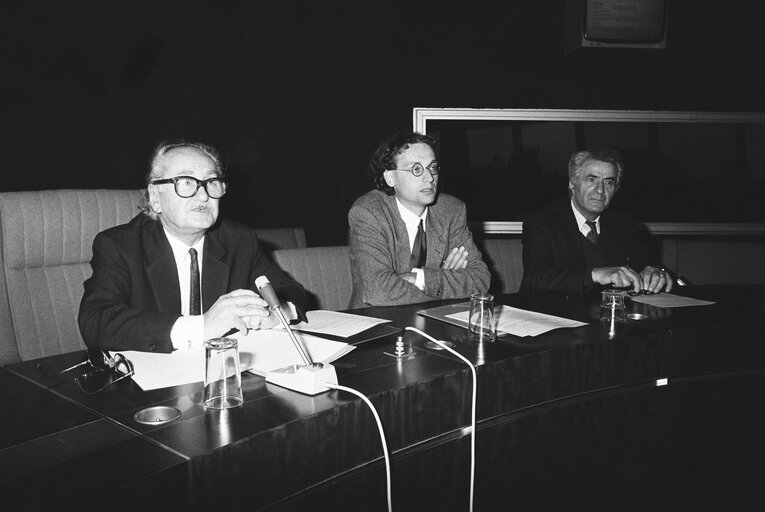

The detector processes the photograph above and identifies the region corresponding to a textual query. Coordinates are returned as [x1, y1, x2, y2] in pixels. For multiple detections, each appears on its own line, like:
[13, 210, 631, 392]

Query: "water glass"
[204, 337, 243, 409]
[600, 289, 626, 323]
[468, 293, 496, 342]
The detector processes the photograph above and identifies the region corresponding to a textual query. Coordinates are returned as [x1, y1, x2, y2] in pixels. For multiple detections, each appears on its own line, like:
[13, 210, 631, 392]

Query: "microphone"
[254, 276, 337, 395]
[255, 275, 283, 311]
[255, 276, 313, 366]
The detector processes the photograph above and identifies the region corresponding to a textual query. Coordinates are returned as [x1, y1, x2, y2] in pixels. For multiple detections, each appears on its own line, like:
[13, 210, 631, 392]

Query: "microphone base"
[265, 363, 338, 395]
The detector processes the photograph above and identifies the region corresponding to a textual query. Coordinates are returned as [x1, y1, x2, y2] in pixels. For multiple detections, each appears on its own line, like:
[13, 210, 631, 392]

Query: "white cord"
[405, 326, 477, 512]
[325, 382, 393, 512]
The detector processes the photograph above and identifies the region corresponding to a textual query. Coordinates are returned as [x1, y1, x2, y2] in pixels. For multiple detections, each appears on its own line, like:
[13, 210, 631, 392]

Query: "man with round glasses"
[79, 140, 306, 353]
[348, 132, 490, 307]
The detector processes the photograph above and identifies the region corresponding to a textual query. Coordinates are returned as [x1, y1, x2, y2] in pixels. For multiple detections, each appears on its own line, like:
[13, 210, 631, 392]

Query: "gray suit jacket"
[348, 190, 490, 307]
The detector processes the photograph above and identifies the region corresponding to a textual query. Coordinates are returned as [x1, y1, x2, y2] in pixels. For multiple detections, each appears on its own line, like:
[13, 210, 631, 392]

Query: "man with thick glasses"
[348, 132, 489, 307]
[79, 140, 306, 353]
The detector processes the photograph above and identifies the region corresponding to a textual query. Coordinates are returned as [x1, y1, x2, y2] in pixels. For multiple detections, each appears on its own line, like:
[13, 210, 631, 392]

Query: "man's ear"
[148, 185, 162, 214]
[383, 170, 396, 188]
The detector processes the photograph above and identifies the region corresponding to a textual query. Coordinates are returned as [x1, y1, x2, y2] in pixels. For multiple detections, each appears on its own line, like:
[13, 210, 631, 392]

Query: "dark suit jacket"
[78, 214, 306, 353]
[520, 199, 654, 294]
[348, 190, 490, 307]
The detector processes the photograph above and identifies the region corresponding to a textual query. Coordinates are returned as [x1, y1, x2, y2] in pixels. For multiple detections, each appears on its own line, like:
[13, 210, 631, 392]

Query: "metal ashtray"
[133, 406, 181, 425]
[627, 313, 648, 320]
[424, 340, 455, 350]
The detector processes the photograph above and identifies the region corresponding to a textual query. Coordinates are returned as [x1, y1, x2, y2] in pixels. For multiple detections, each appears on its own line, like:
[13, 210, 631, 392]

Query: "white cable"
[405, 326, 477, 512]
[325, 382, 392, 512]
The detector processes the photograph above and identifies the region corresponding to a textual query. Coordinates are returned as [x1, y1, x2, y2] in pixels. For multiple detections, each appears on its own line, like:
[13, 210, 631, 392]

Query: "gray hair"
[568, 148, 624, 190]
[141, 140, 225, 219]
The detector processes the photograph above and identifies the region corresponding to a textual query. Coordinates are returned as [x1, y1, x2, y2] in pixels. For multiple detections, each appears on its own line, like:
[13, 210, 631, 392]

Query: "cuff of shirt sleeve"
[413, 268, 425, 291]
[171, 315, 205, 350]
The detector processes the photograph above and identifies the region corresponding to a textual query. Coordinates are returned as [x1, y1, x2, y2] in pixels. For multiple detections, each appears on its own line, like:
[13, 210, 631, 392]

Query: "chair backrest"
[254, 228, 307, 252]
[476, 237, 524, 295]
[0, 189, 145, 364]
[271, 246, 352, 311]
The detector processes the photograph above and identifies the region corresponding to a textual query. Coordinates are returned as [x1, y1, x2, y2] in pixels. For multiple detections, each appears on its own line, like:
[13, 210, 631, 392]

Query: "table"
[2, 285, 764, 511]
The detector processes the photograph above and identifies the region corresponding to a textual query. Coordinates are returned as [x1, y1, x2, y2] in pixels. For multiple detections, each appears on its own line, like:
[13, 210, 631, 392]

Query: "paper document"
[237, 329, 354, 377]
[628, 293, 715, 308]
[446, 305, 587, 337]
[293, 310, 392, 338]
[119, 329, 354, 390]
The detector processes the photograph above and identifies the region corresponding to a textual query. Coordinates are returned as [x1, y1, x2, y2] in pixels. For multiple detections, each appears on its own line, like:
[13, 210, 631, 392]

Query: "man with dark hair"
[521, 148, 673, 295]
[348, 132, 490, 307]
[79, 140, 306, 353]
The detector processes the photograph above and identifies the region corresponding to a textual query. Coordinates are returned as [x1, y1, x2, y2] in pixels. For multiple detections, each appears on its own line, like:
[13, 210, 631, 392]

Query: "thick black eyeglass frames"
[151, 176, 228, 199]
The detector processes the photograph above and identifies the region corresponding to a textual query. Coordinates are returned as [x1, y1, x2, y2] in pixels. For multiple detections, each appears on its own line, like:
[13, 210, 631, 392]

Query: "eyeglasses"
[151, 176, 228, 199]
[38, 349, 135, 394]
[388, 163, 439, 177]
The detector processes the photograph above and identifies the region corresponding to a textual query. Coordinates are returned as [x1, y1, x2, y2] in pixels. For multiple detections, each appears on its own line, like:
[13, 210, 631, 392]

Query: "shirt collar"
[164, 228, 206, 267]
[570, 199, 599, 237]
[395, 197, 428, 229]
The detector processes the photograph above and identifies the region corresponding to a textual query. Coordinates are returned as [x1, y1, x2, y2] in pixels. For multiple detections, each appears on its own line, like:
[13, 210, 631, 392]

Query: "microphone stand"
[256, 276, 337, 395]
[270, 303, 314, 367]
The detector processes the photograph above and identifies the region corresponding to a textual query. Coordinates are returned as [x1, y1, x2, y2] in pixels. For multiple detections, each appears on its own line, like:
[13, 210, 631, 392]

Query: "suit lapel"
[558, 200, 587, 268]
[384, 195, 414, 272]
[143, 219, 181, 313]
[598, 210, 619, 265]
[202, 227, 229, 312]
[425, 205, 447, 267]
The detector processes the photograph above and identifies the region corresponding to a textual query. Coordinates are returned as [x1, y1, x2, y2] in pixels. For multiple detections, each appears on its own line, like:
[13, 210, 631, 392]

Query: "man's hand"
[442, 246, 468, 270]
[203, 289, 271, 339]
[640, 265, 673, 293]
[592, 266, 643, 293]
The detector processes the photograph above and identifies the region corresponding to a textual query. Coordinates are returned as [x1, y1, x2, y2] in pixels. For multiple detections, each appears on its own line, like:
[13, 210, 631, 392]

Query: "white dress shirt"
[571, 199, 600, 238]
[165, 230, 206, 350]
[395, 198, 428, 290]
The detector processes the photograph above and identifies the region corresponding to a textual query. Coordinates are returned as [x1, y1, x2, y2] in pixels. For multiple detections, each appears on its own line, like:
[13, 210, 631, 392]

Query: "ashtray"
[627, 313, 648, 320]
[133, 406, 181, 425]
[424, 340, 455, 350]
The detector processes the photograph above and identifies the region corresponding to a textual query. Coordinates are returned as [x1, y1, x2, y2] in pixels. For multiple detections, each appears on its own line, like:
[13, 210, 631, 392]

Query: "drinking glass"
[600, 290, 626, 323]
[468, 293, 496, 342]
[204, 338, 243, 409]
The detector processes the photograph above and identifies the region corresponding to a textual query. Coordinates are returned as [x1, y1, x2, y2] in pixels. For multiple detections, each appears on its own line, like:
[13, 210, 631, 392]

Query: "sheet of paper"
[236, 329, 355, 377]
[446, 305, 587, 337]
[119, 329, 354, 390]
[628, 293, 715, 308]
[292, 310, 392, 338]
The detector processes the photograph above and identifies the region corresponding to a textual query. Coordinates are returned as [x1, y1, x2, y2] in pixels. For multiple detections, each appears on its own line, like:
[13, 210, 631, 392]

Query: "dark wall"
[2, 1, 763, 245]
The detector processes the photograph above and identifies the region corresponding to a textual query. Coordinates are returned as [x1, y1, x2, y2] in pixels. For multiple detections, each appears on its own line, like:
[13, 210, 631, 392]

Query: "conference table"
[2, 285, 764, 511]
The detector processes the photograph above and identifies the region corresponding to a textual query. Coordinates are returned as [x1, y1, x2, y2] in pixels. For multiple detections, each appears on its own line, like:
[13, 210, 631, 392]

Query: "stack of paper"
[119, 329, 353, 391]
[293, 310, 392, 337]
[445, 305, 587, 337]
[628, 293, 715, 308]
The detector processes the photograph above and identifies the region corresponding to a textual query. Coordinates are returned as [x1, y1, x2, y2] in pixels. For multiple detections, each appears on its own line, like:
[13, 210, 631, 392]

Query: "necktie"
[410, 219, 427, 269]
[189, 248, 201, 315]
[585, 221, 599, 244]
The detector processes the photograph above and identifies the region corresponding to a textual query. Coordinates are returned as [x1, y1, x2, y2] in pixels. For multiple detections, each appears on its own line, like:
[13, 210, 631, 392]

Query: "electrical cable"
[405, 327, 477, 512]
[325, 382, 392, 512]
